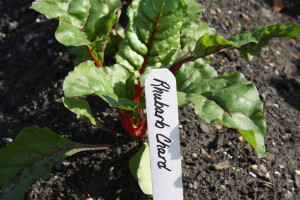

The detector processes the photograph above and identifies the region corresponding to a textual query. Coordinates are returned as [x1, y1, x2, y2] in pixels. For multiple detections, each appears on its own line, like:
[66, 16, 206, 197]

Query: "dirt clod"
[213, 161, 230, 170]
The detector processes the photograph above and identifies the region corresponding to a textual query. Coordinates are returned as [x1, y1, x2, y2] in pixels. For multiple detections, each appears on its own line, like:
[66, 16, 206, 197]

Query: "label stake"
[145, 69, 183, 200]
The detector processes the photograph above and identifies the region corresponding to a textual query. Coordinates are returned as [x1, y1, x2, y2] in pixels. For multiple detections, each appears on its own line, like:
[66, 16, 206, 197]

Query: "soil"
[1, 0, 300, 199]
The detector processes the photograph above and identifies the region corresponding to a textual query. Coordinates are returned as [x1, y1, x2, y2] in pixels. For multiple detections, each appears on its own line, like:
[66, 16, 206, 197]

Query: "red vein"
[85, 45, 102, 68]
[139, 13, 162, 75]
[170, 46, 233, 74]
[133, 10, 163, 103]
[0, 145, 111, 170]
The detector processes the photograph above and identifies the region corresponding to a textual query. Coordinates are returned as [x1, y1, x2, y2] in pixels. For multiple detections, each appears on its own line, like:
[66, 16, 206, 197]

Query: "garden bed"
[0, 0, 300, 199]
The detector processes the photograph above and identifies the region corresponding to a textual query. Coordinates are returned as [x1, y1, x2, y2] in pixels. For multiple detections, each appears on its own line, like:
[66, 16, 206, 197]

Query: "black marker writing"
[151, 78, 170, 129]
[156, 133, 172, 171]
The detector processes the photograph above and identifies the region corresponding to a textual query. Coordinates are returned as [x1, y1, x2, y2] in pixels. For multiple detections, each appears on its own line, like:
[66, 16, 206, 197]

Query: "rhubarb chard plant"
[1, 0, 300, 199]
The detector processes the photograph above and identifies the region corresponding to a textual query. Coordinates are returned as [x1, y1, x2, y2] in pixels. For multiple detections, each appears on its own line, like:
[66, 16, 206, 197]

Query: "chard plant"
[1, 0, 300, 199]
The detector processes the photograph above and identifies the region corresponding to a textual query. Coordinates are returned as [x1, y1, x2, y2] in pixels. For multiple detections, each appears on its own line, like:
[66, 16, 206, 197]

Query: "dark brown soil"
[1, 0, 300, 199]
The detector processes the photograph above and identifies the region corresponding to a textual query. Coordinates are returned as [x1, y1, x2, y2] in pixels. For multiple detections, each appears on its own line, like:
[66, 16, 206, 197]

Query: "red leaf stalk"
[85, 45, 102, 68]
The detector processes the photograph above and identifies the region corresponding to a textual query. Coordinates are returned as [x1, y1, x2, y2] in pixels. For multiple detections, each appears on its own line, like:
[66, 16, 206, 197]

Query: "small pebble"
[250, 165, 258, 170]
[268, 62, 276, 67]
[210, 9, 217, 15]
[258, 164, 268, 173]
[116, 189, 123, 194]
[295, 170, 300, 175]
[278, 165, 285, 169]
[213, 161, 230, 170]
[237, 136, 244, 142]
[274, 171, 281, 176]
[61, 160, 71, 167]
[183, 172, 190, 177]
[287, 179, 294, 183]
[205, 154, 212, 158]
[265, 172, 271, 180]
[192, 153, 198, 158]
[219, 185, 226, 189]
[200, 148, 208, 155]
[200, 124, 209, 133]
[179, 125, 183, 129]
[215, 124, 222, 130]
[242, 14, 250, 21]
[249, 171, 257, 178]
[2, 138, 13, 143]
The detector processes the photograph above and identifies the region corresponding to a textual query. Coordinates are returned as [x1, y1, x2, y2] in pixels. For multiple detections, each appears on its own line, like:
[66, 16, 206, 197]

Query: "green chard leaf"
[194, 23, 300, 60]
[63, 97, 97, 125]
[184, 0, 203, 22]
[62, 97, 116, 133]
[31, 0, 121, 45]
[181, 23, 215, 53]
[129, 143, 152, 195]
[170, 1, 214, 67]
[176, 62, 266, 157]
[31, 0, 121, 65]
[63, 61, 142, 110]
[115, 0, 188, 71]
[0, 126, 109, 200]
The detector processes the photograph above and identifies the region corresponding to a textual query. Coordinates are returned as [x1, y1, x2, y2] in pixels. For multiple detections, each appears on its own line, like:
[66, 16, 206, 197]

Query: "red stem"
[170, 46, 233, 74]
[118, 10, 164, 139]
[170, 56, 194, 74]
[85, 45, 102, 68]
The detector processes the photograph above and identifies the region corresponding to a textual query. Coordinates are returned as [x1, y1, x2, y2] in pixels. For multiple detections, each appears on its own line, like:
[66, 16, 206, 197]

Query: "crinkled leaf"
[230, 23, 300, 60]
[169, 22, 215, 70]
[115, 0, 188, 71]
[31, 0, 121, 65]
[30, 0, 121, 46]
[176, 60, 217, 92]
[194, 33, 236, 58]
[184, 0, 203, 22]
[194, 23, 300, 60]
[181, 23, 215, 53]
[63, 61, 141, 110]
[0, 126, 109, 200]
[129, 143, 152, 195]
[176, 62, 266, 157]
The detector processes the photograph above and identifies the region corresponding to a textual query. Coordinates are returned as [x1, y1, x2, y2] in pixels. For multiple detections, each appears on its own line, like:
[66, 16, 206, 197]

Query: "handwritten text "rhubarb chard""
[151, 78, 171, 129]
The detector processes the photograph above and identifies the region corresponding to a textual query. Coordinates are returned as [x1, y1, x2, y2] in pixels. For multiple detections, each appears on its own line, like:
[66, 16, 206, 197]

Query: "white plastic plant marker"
[145, 69, 183, 200]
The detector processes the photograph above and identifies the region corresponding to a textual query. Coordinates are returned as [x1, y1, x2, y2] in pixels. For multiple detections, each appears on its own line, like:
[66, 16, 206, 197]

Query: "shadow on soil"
[271, 56, 300, 110]
[263, 0, 300, 18]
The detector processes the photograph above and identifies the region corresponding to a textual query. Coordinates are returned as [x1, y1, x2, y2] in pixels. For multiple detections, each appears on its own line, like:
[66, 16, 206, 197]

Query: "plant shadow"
[262, 0, 300, 18]
[270, 57, 300, 110]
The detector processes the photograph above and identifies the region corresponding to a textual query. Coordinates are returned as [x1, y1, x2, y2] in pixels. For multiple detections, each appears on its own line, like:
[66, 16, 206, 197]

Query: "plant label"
[145, 69, 183, 200]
